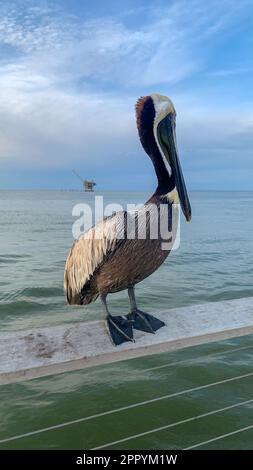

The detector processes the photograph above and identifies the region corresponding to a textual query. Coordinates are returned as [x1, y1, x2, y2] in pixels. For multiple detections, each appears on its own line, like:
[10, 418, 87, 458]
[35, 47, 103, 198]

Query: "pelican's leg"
[100, 294, 134, 346]
[127, 286, 165, 333]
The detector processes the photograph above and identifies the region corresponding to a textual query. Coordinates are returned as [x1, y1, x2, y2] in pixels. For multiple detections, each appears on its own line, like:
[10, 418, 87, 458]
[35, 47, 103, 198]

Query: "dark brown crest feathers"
[135, 95, 150, 131]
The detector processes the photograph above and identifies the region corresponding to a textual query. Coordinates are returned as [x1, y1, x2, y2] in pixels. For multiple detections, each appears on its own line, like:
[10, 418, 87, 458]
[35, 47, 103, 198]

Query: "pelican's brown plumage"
[64, 93, 191, 345]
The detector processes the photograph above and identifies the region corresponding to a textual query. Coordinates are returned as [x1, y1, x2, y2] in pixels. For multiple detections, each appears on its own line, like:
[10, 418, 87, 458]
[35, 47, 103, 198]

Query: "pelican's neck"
[150, 141, 173, 193]
[137, 97, 175, 195]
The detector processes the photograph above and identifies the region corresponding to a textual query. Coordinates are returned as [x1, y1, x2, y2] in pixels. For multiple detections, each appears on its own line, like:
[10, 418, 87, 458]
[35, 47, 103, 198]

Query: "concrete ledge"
[1, 297, 253, 385]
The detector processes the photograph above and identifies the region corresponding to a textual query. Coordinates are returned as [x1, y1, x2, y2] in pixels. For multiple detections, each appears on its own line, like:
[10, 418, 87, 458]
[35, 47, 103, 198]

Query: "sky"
[0, 0, 252, 190]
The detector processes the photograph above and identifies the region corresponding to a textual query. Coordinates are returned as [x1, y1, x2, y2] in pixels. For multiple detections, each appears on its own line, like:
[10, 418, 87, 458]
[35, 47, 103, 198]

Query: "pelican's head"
[136, 93, 191, 222]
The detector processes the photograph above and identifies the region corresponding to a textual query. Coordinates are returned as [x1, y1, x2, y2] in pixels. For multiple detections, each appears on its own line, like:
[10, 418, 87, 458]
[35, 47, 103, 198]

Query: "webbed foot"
[106, 315, 134, 346]
[128, 310, 165, 333]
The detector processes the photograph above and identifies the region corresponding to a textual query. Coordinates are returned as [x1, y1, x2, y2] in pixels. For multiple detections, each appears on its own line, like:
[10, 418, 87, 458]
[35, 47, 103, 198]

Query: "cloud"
[0, 74, 138, 169]
[0, 0, 252, 189]
[0, 0, 248, 87]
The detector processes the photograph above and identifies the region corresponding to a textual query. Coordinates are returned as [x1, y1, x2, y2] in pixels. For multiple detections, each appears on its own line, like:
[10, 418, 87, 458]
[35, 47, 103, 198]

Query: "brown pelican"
[64, 93, 191, 346]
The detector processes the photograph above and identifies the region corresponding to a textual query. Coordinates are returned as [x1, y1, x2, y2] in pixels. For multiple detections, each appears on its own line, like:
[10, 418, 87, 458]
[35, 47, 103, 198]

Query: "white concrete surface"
[1, 297, 253, 384]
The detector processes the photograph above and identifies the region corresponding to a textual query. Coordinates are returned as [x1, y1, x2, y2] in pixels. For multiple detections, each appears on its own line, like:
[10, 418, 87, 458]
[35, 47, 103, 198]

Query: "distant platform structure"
[84, 179, 96, 192]
[72, 170, 96, 192]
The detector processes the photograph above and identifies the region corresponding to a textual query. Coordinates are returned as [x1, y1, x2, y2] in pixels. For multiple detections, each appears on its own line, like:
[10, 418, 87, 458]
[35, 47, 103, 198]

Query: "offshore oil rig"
[72, 170, 96, 192]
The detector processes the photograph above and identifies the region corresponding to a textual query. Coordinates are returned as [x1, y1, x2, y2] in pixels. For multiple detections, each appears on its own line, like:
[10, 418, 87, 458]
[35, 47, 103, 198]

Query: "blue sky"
[0, 0, 252, 190]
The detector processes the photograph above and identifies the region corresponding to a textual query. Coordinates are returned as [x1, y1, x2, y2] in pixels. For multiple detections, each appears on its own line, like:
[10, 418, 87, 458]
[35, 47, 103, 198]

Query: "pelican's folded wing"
[64, 212, 125, 304]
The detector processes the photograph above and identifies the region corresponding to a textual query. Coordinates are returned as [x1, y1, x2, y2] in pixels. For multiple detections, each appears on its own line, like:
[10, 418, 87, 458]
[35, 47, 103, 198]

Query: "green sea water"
[1, 190, 253, 450]
[0, 190, 252, 330]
